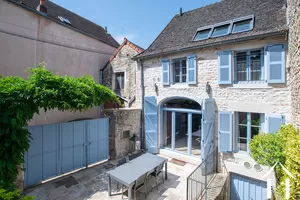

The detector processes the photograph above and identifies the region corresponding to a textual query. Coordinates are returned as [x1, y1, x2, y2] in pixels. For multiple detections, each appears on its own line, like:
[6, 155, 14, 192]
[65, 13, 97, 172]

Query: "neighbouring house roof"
[8, 0, 119, 48]
[103, 37, 144, 70]
[136, 0, 287, 59]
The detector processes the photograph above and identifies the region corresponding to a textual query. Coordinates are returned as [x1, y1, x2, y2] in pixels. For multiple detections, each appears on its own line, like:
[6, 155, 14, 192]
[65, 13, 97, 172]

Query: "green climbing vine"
[0, 63, 119, 190]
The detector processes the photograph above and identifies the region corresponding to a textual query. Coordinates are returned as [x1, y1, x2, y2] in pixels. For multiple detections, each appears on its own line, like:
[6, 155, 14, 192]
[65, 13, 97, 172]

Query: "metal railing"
[186, 148, 217, 200]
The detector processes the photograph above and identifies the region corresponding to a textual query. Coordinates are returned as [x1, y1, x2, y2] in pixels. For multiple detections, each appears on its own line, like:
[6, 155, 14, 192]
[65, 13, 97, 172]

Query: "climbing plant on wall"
[0, 63, 119, 190]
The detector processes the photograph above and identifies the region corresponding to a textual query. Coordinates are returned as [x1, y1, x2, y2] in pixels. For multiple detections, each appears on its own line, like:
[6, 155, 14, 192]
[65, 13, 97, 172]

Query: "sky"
[51, 0, 219, 49]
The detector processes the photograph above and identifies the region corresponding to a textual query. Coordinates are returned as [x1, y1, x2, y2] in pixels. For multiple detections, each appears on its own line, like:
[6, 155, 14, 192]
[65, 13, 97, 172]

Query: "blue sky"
[52, 0, 219, 49]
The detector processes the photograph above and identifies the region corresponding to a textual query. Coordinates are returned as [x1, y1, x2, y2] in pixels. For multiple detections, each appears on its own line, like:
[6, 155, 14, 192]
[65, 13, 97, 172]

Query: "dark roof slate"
[137, 0, 287, 58]
[11, 0, 119, 48]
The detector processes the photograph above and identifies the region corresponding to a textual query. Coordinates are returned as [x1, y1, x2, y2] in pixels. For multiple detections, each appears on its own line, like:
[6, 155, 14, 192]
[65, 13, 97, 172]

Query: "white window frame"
[234, 48, 265, 84]
[234, 112, 265, 153]
[172, 58, 187, 84]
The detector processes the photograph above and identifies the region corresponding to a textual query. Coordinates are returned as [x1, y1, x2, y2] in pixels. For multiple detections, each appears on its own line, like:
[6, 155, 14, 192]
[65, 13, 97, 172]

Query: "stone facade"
[103, 39, 142, 108]
[104, 108, 141, 158]
[287, 0, 300, 128]
[140, 36, 290, 180]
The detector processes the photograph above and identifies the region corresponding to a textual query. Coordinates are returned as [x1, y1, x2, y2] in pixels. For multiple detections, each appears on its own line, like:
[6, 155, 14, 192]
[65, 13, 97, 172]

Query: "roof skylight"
[192, 15, 254, 41]
[58, 16, 71, 25]
[211, 24, 231, 37]
[194, 28, 212, 41]
[232, 18, 253, 33]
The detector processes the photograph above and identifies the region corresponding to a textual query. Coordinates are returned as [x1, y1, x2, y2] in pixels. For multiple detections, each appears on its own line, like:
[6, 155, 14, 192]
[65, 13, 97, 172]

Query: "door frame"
[158, 97, 202, 158]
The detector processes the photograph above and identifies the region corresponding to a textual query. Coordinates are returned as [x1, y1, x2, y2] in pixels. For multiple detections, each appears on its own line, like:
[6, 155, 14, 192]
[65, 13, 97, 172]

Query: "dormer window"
[192, 15, 254, 41]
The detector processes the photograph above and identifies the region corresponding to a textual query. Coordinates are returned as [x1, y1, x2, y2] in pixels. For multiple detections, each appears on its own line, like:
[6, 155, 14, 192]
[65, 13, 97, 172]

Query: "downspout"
[138, 59, 145, 150]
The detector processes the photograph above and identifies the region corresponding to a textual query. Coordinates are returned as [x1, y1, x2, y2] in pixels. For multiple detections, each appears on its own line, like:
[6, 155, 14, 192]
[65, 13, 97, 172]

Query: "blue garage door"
[230, 173, 267, 200]
[24, 118, 109, 187]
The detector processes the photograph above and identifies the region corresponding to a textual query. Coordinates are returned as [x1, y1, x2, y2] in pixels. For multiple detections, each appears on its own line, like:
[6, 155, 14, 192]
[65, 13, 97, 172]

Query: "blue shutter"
[162, 59, 170, 85]
[187, 54, 197, 84]
[218, 111, 233, 152]
[267, 44, 285, 83]
[144, 96, 158, 153]
[266, 114, 284, 133]
[218, 51, 232, 84]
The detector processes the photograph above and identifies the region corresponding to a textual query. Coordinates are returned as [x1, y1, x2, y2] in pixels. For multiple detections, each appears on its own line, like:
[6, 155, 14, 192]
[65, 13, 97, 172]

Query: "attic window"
[193, 28, 212, 41]
[211, 23, 231, 37]
[58, 16, 71, 25]
[192, 15, 254, 41]
[232, 18, 254, 33]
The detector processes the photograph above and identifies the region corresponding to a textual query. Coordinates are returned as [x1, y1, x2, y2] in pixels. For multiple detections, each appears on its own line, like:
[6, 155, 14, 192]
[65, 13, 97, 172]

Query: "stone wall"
[287, 0, 300, 128]
[142, 36, 291, 123]
[103, 44, 141, 108]
[104, 108, 141, 158]
[141, 36, 291, 179]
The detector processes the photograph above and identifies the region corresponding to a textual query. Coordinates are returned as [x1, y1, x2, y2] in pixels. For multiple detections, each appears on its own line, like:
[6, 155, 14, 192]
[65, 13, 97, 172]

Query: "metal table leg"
[165, 162, 168, 180]
[108, 175, 111, 196]
[128, 185, 133, 200]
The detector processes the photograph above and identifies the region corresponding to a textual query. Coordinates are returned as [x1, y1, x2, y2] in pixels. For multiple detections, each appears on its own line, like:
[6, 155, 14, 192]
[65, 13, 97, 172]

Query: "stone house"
[135, 0, 289, 198]
[102, 38, 144, 109]
[0, 0, 119, 125]
[102, 38, 144, 158]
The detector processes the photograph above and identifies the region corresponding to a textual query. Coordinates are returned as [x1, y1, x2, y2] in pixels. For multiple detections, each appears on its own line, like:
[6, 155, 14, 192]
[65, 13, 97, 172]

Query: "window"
[115, 72, 125, 90]
[194, 28, 212, 41]
[172, 58, 187, 83]
[192, 15, 254, 41]
[232, 19, 253, 33]
[211, 24, 230, 37]
[236, 112, 262, 152]
[235, 49, 263, 82]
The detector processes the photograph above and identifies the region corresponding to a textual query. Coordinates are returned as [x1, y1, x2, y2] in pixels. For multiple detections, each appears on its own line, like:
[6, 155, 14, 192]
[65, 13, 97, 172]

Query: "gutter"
[134, 31, 288, 60]
[138, 59, 145, 150]
[4, 0, 119, 48]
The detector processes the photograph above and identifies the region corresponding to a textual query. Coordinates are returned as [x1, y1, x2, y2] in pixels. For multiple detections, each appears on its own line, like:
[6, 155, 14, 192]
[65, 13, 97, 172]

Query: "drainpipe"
[138, 59, 145, 150]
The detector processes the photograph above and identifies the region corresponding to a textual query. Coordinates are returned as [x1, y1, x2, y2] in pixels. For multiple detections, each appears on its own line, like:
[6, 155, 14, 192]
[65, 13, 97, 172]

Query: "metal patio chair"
[148, 162, 165, 190]
[121, 173, 148, 200]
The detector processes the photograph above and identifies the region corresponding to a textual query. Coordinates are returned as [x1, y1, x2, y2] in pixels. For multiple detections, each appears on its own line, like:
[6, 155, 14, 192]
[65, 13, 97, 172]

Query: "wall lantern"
[206, 82, 211, 95]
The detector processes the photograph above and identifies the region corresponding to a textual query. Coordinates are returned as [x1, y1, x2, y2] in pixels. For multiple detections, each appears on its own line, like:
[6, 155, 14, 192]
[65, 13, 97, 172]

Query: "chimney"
[105, 26, 108, 33]
[180, 7, 183, 16]
[36, 0, 48, 14]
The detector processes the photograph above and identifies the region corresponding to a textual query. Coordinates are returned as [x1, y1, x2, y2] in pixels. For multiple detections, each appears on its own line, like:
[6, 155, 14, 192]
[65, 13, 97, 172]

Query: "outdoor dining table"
[107, 153, 168, 200]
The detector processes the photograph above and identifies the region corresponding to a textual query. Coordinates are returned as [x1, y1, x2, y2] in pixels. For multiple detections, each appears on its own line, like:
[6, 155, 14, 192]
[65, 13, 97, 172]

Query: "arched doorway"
[160, 98, 202, 157]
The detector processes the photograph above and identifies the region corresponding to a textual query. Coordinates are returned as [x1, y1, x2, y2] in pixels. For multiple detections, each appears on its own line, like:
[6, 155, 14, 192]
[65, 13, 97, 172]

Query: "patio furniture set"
[107, 153, 168, 200]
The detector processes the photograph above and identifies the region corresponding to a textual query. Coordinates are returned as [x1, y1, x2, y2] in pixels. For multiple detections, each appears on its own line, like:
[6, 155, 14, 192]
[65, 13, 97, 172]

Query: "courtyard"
[24, 155, 198, 200]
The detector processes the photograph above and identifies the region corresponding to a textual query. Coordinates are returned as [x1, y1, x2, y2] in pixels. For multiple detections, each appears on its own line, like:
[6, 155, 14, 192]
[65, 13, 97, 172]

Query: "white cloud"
[114, 34, 137, 44]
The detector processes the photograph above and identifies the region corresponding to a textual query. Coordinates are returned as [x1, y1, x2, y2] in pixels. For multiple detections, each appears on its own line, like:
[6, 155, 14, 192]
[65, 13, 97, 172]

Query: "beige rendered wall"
[0, 1, 116, 125]
[287, 0, 300, 128]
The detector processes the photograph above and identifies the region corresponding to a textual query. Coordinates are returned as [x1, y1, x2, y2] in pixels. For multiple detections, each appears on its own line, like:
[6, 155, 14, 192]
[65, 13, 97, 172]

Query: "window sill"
[170, 83, 190, 88]
[229, 83, 272, 89]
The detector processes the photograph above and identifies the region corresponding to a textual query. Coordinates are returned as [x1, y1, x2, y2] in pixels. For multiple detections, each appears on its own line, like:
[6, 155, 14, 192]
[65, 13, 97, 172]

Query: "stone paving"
[24, 155, 198, 200]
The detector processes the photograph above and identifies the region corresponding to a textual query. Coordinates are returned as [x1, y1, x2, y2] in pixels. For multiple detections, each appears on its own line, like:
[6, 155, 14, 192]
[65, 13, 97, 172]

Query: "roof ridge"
[181, 0, 224, 15]
[102, 38, 143, 70]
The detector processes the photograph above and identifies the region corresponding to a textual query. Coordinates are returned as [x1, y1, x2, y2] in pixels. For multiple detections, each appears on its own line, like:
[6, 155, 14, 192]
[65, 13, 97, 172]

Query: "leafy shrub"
[0, 64, 119, 190]
[0, 188, 34, 200]
[249, 125, 300, 199]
